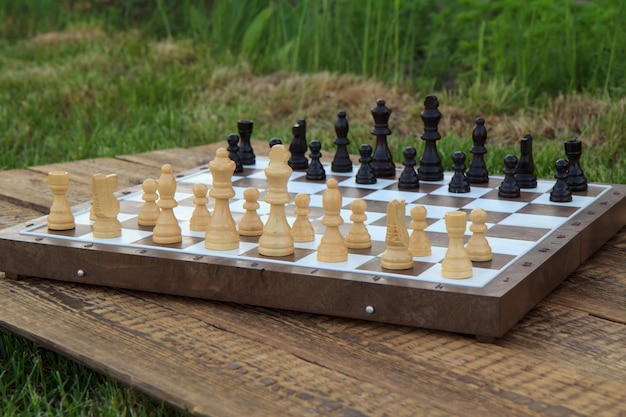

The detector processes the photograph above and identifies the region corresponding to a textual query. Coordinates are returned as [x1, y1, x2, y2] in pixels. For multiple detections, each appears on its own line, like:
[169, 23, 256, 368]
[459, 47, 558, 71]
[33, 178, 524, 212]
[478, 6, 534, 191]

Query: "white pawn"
[189, 183, 211, 232]
[408, 205, 431, 257]
[345, 198, 371, 249]
[465, 208, 492, 262]
[91, 173, 121, 239]
[441, 211, 472, 279]
[291, 193, 315, 242]
[381, 199, 413, 270]
[153, 164, 182, 244]
[238, 187, 263, 237]
[138, 178, 160, 227]
[47, 171, 75, 231]
[317, 178, 347, 262]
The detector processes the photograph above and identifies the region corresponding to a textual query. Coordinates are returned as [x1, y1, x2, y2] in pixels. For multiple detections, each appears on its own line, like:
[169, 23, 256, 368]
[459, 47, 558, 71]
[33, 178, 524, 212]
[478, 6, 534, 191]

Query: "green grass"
[0, 330, 183, 416]
[0, 1, 625, 415]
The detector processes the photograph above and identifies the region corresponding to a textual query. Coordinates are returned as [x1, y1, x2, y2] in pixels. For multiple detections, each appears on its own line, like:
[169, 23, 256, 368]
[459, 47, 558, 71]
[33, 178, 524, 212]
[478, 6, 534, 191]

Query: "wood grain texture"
[1, 144, 625, 417]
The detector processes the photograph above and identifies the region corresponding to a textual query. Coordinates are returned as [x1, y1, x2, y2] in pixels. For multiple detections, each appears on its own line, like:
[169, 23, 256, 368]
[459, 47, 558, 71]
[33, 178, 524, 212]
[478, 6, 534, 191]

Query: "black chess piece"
[417, 95, 444, 181]
[564, 139, 587, 192]
[288, 120, 308, 170]
[356, 144, 376, 184]
[448, 151, 470, 193]
[370, 99, 395, 178]
[227, 133, 243, 173]
[515, 134, 537, 188]
[499, 154, 520, 198]
[237, 119, 255, 165]
[331, 110, 352, 173]
[550, 159, 573, 202]
[466, 117, 489, 184]
[269, 138, 283, 148]
[306, 140, 326, 181]
[398, 147, 419, 190]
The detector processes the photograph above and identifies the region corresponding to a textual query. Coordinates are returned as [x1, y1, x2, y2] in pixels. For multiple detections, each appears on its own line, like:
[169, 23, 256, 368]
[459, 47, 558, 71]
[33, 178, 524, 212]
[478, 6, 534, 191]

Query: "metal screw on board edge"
[365, 306, 375, 314]
[76, 269, 85, 277]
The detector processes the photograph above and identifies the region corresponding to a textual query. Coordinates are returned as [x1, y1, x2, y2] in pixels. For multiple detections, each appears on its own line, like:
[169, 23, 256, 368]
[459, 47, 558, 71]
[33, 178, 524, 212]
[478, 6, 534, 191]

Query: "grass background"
[0, 0, 625, 415]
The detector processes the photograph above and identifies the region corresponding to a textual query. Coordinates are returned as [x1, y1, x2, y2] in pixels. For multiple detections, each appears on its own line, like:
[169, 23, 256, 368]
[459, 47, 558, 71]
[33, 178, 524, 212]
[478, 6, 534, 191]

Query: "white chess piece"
[259, 145, 294, 256]
[317, 178, 347, 262]
[381, 199, 413, 270]
[205, 149, 238, 250]
[441, 211, 472, 279]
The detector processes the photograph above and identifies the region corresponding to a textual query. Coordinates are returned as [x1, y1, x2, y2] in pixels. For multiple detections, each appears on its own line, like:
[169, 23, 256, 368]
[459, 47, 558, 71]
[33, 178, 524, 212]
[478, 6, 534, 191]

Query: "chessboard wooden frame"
[1, 165, 624, 341]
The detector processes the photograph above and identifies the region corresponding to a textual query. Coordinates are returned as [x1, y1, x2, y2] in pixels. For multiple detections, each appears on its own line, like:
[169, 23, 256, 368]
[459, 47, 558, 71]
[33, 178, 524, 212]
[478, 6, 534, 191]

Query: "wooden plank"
[496, 301, 626, 383]
[548, 226, 626, 323]
[28, 157, 179, 190]
[122, 289, 626, 417]
[115, 148, 212, 171]
[0, 169, 67, 212]
[0, 276, 452, 417]
[0, 199, 46, 228]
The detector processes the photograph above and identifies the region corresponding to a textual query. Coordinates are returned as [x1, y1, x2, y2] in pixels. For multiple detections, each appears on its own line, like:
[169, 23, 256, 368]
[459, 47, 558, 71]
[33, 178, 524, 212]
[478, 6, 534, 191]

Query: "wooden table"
[1, 143, 625, 417]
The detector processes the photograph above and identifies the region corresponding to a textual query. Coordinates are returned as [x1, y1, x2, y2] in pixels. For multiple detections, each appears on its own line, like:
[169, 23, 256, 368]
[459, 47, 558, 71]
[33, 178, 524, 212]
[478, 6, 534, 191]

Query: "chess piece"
[238, 187, 263, 236]
[227, 133, 243, 174]
[409, 205, 431, 257]
[467, 117, 489, 184]
[291, 193, 315, 242]
[47, 171, 75, 230]
[448, 151, 470, 193]
[355, 144, 376, 184]
[564, 139, 587, 191]
[138, 178, 160, 227]
[269, 138, 283, 148]
[259, 144, 294, 256]
[441, 211, 472, 279]
[153, 164, 182, 244]
[205, 150, 239, 250]
[418, 95, 444, 181]
[346, 198, 371, 249]
[370, 98, 395, 178]
[550, 159, 573, 202]
[465, 208, 492, 262]
[515, 134, 537, 188]
[331, 110, 352, 173]
[317, 178, 348, 262]
[498, 154, 520, 198]
[398, 147, 420, 190]
[91, 173, 121, 239]
[237, 119, 255, 165]
[189, 183, 211, 232]
[381, 199, 413, 270]
[288, 120, 308, 170]
[306, 140, 326, 180]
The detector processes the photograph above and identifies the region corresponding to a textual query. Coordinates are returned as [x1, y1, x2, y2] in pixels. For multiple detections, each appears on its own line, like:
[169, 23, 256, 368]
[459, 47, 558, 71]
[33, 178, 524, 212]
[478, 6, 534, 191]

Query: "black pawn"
[227, 133, 243, 173]
[370, 99, 395, 178]
[448, 151, 470, 193]
[418, 95, 444, 181]
[466, 117, 489, 184]
[398, 147, 419, 190]
[306, 140, 326, 181]
[237, 119, 255, 165]
[356, 144, 376, 184]
[550, 159, 573, 202]
[498, 154, 520, 198]
[269, 138, 283, 148]
[515, 134, 537, 188]
[288, 120, 308, 170]
[564, 139, 587, 191]
[331, 110, 352, 173]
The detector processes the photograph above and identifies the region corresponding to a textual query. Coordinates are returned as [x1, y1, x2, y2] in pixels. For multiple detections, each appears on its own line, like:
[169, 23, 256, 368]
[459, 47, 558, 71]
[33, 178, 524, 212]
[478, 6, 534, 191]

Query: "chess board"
[1, 157, 624, 340]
